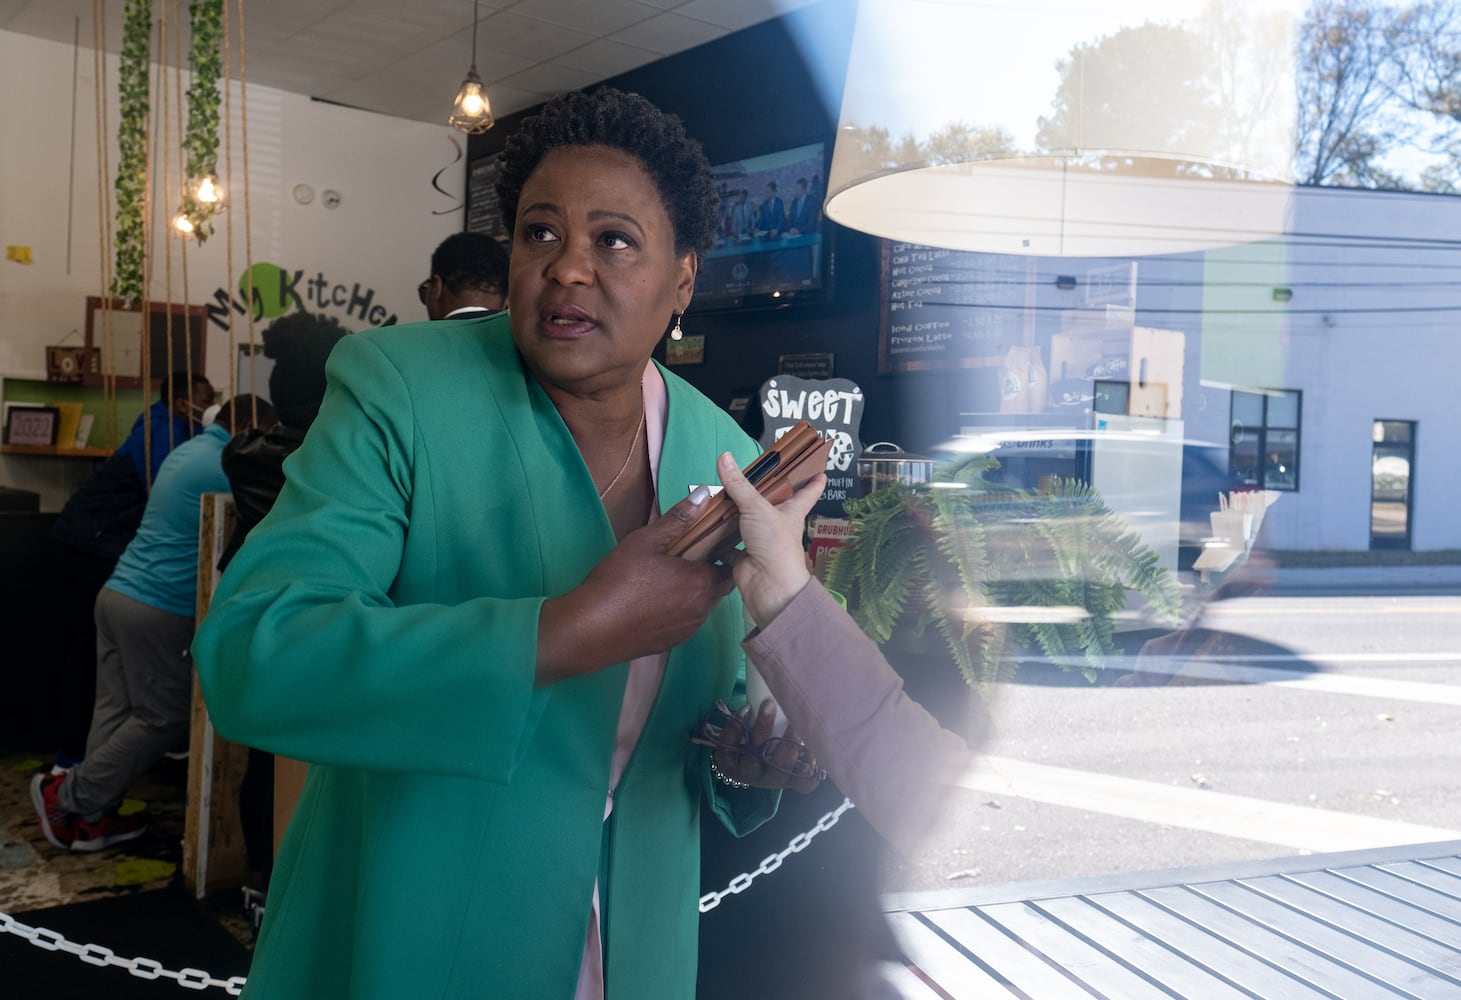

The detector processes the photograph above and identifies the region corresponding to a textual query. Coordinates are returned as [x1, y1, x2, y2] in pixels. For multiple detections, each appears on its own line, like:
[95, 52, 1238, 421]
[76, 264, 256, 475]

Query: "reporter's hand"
[716, 451, 824, 628]
[536, 487, 733, 685]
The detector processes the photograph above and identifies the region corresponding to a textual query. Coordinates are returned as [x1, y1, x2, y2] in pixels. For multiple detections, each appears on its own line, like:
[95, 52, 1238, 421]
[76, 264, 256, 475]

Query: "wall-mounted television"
[695, 140, 832, 311]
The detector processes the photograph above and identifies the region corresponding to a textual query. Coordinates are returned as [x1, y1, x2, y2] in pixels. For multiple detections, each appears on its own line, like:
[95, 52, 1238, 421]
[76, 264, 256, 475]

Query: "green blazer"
[193, 314, 772, 998]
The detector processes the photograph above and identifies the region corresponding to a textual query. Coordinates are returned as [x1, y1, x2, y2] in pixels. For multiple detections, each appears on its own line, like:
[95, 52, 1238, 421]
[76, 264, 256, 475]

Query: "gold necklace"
[597, 408, 646, 501]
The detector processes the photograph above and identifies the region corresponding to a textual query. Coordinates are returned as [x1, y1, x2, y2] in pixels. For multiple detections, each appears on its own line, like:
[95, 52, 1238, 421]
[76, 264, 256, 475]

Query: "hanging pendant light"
[449, 0, 494, 134]
[825, 0, 1298, 258]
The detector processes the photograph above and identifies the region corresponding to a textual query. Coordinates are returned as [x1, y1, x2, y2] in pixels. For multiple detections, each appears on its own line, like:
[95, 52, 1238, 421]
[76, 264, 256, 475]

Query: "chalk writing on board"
[466, 155, 508, 242]
[878, 242, 1026, 372]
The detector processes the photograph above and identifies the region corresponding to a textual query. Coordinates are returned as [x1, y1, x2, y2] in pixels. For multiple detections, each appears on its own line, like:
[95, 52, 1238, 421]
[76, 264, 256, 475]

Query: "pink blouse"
[575, 362, 670, 999]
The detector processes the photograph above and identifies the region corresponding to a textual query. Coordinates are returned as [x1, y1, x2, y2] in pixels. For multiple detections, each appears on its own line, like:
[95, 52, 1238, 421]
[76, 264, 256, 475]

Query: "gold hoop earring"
[670, 313, 685, 341]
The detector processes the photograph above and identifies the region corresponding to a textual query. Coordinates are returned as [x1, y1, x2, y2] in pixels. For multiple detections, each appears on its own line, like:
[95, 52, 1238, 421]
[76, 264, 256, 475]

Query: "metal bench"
[882, 840, 1461, 998]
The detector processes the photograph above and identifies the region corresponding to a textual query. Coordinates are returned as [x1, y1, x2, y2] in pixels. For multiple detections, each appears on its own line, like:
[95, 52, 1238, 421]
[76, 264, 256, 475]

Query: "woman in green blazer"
[193, 89, 798, 998]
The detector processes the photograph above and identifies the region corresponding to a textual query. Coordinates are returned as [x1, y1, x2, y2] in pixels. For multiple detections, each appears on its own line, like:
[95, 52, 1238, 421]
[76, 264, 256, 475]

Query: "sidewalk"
[1263, 562, 1461, 595]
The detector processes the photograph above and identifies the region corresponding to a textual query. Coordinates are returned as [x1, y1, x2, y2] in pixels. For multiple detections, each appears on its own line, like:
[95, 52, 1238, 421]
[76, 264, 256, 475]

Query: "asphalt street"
[875, 565, 1461, 895]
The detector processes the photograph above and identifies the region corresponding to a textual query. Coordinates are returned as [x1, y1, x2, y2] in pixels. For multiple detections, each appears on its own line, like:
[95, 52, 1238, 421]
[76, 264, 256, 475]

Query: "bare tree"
[1393, 0, 1461, 119]
[1392, 0, 1461, 190]
[1202, 0, 1298, 180]
[1295, 0, 1414, 187]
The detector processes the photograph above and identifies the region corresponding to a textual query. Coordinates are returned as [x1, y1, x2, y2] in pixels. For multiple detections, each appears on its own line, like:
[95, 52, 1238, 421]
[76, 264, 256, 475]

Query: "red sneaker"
[30, 772, 76, 849]
[69, 811, 147, 853]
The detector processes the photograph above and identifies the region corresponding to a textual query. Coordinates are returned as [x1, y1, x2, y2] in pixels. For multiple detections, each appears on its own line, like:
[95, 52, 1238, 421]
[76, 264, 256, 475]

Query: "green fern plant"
[823, 453, 1180, 690]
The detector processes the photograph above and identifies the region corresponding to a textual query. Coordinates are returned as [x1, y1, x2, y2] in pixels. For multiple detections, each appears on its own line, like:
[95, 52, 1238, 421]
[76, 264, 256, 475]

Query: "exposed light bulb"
[449, 71, 494, 134]
[172, 212, 195, 234]
[449, 0, 494, 134]
[195, 174, 222, 204]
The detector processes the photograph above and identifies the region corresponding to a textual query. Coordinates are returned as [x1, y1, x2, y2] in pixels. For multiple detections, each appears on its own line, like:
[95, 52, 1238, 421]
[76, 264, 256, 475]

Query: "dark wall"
[468, 0, 985, 453]
[0, 512, 68, 750]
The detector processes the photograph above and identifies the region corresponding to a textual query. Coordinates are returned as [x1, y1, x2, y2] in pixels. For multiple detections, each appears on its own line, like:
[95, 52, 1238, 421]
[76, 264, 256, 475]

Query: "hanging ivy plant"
[181, 0, 224, 242]
[112, 0, 151, 304]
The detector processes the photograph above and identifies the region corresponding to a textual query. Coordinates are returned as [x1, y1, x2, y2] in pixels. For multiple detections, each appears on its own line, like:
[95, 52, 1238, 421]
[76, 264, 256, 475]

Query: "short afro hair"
[262, 312, 351, 429]
[495, 88, 720, 259]
[430, 231, 510, 294]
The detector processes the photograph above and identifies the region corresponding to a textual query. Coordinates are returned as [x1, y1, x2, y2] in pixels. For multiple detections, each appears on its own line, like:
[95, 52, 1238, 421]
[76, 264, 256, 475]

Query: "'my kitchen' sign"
[207, 262, 403, 331]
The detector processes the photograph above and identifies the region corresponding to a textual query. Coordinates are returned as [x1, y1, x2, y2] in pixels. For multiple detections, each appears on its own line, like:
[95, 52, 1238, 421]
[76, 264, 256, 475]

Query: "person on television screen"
[755, 181, 785, 239]
[785, 177, 818, 237]
[729, 188, 755, 241]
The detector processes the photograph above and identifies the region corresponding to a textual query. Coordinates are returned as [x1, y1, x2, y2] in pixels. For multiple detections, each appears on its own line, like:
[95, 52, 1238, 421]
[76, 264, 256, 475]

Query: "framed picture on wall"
[82, 296, 208, 390]
[4, 405, 60, 446]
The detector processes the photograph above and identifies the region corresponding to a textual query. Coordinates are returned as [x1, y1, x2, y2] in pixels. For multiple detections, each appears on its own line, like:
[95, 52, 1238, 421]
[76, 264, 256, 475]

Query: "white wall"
[1131, 186, 1461, 552]
[1234, 187, 1461, 552]
[0, 28, 462, 508]
[978, 185, 1461, 554]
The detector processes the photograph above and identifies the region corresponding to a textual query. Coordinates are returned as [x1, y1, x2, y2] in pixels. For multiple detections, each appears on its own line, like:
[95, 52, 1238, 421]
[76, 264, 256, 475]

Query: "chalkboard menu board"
[465, 154, 509, 242]
[878, 242, 1026, 373]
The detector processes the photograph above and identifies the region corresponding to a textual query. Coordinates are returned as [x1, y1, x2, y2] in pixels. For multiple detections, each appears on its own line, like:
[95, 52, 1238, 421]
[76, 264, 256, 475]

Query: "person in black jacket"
[216, 310, 350, 886]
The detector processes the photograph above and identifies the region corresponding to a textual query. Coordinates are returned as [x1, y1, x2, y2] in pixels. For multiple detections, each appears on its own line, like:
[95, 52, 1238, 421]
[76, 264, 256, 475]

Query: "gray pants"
[59, 587, 195, 818]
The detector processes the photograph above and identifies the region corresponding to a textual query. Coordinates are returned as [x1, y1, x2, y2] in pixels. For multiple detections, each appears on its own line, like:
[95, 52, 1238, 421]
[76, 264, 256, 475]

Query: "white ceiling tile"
[550, 37, 660, 77]
[229, 0, 340, 39]
[456, 82, 551, 120]
[0, 0, 33, 23]
[671, 0, 790, 32]
[608, 11, 723, 55]
[2, 5, 105, 48]
[510, 0, 658, 36]
[348, 0, 511, 15]
[0, 0, 803, 127]
[498, 61, 603, 96]
[348, 33, 535, 98]
[470, 9, 598, 62]
[284, 15, 435, 67]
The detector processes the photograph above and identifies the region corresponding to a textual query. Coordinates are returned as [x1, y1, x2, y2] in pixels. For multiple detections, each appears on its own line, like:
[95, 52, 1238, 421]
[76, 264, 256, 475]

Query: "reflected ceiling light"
[449, 0, 494, 134]
[825, 0, 1298, 257]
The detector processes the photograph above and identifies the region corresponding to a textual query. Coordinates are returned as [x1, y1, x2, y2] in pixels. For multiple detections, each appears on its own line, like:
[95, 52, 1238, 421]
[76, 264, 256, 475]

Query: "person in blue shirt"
[48, 370, 216, 774]
[32, 393, 273, 852]
[117, 370, 216, 489]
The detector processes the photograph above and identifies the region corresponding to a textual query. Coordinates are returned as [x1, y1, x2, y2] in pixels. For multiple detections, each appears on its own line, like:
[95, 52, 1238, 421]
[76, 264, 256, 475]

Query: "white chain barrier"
[0, 797, 854, 986]
[698, 796, 855, 913]
[0, 910, 247, 993]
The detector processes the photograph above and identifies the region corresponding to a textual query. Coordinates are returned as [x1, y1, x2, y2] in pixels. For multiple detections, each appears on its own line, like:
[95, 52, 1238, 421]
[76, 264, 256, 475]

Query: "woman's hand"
[716, 450, 825, 629]
[536, 487, 733, 685]
[708, 699, 822, 794]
